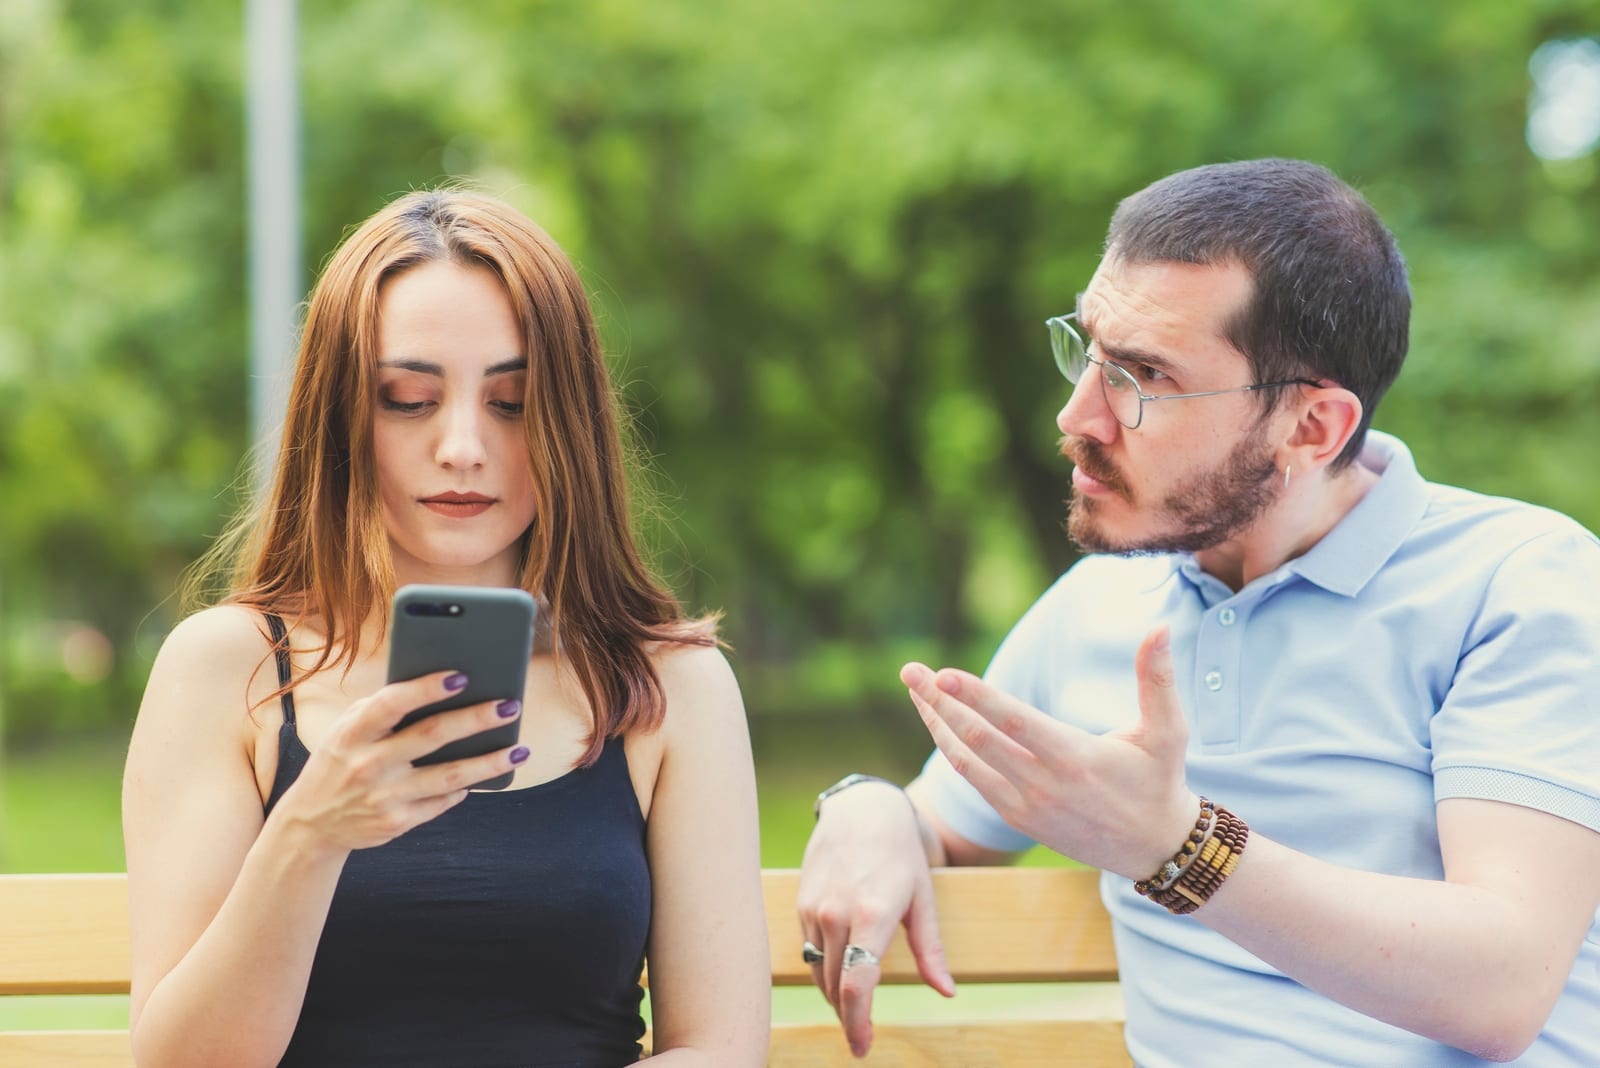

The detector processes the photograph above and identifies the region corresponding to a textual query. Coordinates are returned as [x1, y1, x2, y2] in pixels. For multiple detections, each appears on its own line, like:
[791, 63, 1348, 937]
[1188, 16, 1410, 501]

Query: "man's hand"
[796, 782, 956, 1058]
[901, 625, 1197, 880]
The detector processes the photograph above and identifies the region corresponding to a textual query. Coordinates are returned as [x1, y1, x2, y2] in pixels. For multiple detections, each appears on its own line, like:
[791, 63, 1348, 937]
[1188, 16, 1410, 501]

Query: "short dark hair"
[1105, 159, 1409, 468]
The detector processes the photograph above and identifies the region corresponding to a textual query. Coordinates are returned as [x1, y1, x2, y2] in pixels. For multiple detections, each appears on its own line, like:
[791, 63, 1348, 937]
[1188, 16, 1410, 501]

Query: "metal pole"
[246, 0, 301, 487]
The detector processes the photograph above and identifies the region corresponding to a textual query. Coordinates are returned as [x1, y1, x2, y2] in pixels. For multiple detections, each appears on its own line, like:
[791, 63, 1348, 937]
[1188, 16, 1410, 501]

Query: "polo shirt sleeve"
[914, 575, 1075, 855]
[1431, 525, 1600, 832]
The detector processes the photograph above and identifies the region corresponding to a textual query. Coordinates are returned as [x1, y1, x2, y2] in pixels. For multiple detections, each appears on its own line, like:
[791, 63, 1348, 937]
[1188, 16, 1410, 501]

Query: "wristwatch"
[813, 773, 902, 819]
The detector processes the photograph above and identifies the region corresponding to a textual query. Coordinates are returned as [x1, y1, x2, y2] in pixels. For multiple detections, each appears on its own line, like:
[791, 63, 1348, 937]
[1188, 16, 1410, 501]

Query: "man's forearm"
[1197, 830, 1587, 1061]
[904, 778, 1020, 868]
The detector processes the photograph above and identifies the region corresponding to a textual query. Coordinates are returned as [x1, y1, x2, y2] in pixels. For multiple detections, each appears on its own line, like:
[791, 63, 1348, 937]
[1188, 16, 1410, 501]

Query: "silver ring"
[842, 943, 881, 970]
[801, 940, 824, 964]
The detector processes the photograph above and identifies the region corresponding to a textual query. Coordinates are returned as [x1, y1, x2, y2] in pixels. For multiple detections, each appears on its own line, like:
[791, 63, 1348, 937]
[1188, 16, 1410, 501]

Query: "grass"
[0, 734, 127, 873]
[0, 721, 1090, 1032]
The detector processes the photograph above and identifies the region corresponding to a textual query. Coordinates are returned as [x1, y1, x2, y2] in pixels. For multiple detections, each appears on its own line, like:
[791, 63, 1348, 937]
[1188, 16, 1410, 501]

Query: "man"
[797, 159, 1600, 1065]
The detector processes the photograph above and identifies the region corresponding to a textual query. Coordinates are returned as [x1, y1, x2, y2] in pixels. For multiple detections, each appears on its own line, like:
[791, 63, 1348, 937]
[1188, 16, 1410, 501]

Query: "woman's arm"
[638, 645, 771, 1065]
[123, 606, 530, 1068]
[123, 607, 342, 1067]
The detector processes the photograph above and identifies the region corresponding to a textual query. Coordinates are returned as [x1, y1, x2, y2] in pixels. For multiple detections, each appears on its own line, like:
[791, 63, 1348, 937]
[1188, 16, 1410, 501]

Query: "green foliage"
[2, 0, 1599, 746]
[0, 734, 126, 871]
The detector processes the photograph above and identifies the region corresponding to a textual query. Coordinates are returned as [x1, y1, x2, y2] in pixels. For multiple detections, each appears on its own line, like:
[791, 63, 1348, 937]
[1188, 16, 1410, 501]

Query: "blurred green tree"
[1, 0, 1596, 743]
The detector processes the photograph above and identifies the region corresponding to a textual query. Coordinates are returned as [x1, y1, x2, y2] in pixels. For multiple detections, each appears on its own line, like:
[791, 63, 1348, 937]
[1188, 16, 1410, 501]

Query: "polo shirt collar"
[1171, 431, 1429, 600]
[1283, 430, 1428, 597]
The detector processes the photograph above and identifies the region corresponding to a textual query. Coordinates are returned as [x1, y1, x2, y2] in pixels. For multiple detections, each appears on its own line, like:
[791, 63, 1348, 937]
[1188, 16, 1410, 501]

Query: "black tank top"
[261, 615, 651, 1067]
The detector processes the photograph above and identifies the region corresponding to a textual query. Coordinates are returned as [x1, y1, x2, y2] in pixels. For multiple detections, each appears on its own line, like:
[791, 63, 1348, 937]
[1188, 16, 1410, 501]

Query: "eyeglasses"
[1045, 312, 1320, 430]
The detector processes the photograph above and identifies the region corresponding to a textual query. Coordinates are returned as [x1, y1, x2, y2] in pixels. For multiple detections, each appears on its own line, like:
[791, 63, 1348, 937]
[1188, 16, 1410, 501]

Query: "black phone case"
[386, 584, 536, 790]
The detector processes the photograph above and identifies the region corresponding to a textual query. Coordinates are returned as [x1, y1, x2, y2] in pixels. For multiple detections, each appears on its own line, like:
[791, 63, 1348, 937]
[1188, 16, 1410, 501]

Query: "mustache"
[1060, 436, 1129, 495]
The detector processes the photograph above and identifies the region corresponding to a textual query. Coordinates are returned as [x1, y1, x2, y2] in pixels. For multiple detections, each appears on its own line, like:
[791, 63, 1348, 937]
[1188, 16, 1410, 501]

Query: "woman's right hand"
[272, 671, 527, 853]
[125, 612, 536, 1066]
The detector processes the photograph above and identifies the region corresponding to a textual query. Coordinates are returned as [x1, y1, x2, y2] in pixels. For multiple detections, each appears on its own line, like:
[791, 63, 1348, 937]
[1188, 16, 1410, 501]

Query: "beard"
[1064, 427, 1280, 555]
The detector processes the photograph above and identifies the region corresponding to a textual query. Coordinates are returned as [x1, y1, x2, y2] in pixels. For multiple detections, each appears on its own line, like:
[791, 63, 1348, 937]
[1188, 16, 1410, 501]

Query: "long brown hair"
[191, 188, 713, 762]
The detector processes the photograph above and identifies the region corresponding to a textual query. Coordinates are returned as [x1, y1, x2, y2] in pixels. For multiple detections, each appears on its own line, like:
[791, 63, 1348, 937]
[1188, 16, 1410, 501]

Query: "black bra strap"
[263, 613, 297, 726]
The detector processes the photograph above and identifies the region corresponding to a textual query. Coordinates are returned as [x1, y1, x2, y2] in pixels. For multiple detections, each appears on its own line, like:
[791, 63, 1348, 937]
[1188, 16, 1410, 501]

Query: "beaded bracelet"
[1134, 797, 1217, 896]
[1135, 798, 1249, 915]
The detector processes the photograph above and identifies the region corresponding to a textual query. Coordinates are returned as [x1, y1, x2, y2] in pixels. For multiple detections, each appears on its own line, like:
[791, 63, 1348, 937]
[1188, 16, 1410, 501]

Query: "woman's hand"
[273, 671, 529, 853]
[127, 609, 541, 1065]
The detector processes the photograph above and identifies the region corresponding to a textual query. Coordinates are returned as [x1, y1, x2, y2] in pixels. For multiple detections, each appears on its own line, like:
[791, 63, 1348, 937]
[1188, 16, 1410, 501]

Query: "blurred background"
[1, 0, 1598, 1022]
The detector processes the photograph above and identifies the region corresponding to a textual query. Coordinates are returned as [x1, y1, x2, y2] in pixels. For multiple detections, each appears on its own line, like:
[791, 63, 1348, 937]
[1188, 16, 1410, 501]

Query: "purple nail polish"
[443, 673, 469, 691]
[509, 745, 531, 765]
[496, 699, 521, 719]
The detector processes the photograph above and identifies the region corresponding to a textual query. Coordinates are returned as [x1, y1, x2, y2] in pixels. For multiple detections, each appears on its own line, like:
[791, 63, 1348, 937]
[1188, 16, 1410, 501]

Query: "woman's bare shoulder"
[155, 604, 276, 670]
[127, 606, 279, 807]
[140, 604, 281, 719]
[648, 640, 747, 740]
[651, 639, 737, 693]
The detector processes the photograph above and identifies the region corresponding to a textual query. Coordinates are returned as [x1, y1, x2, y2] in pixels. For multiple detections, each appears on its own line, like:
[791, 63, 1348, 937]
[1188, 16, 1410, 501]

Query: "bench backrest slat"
[0, 1032, 133, 1068]
[0, 867, 1124, 1066]
[0, 868, 1113, 996]
[763, 867, 1114, 985]
[0, 875, 130, 995]
[766, 1021, 1129, 1067]
[0, 1022, 1134, 1068]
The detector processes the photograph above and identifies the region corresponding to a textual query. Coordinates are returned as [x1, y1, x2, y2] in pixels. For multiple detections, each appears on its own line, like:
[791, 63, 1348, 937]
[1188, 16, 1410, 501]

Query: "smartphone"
[386, 584, 536, 791]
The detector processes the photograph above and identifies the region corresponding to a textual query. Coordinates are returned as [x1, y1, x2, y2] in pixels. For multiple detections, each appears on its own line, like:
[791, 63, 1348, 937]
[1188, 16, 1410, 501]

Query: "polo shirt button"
[1218, 608, 1236, 626]
[1205, 670, 1223, 691]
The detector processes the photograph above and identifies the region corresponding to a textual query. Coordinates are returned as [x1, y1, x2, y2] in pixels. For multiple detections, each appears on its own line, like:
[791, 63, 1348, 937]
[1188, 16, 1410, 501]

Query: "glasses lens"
[1047, 316, 1085, 382]
[1098, 361, 1142, 429]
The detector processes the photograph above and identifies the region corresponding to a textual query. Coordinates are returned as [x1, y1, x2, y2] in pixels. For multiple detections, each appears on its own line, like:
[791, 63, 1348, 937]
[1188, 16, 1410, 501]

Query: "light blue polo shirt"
[919, 431, 1600, 1066]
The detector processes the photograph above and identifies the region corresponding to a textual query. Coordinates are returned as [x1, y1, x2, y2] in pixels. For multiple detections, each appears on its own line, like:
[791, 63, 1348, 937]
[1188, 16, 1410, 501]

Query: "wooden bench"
[0, 868, 1126, 1066]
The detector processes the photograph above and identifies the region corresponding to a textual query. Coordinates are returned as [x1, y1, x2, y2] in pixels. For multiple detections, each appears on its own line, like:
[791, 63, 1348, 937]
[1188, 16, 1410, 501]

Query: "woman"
[122, 190, 770, 1066]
